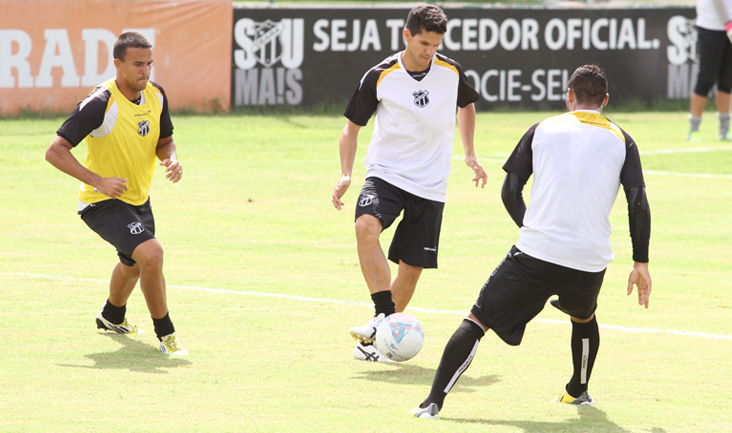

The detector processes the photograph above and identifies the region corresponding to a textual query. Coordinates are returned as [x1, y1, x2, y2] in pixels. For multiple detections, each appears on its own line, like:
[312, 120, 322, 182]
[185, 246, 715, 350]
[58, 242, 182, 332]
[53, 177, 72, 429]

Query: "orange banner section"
[0, 0, 231, 116]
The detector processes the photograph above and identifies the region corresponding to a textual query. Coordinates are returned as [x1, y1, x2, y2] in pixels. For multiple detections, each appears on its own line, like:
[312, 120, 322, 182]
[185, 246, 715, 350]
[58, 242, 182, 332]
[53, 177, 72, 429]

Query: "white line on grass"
[6, 271, 732, 341]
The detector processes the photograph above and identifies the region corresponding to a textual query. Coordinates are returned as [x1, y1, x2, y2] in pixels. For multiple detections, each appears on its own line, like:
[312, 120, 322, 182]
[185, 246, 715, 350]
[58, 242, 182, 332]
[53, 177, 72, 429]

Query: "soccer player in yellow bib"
[46, 32, 187, 355]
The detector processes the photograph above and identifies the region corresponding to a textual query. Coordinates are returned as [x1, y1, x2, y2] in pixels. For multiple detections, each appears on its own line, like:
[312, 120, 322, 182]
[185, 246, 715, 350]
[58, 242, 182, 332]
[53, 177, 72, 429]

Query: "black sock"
[153, 313, 175, 340]
[102, 299, 126, 324]
[421, 319, 485, 410]
[566, 316, 599, 397]
[371, 290, 396, 317]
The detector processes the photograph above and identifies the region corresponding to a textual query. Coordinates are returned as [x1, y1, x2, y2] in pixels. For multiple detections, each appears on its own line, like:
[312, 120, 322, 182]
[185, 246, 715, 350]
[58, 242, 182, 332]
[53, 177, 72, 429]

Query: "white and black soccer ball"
[374, 312, 424, 362]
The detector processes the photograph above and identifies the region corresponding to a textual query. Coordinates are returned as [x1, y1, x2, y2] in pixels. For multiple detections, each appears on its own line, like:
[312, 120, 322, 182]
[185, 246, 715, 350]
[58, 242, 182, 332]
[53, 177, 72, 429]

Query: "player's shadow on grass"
[58, 333, 190, 374]
[354, 363, 499, 392]
[442, 405, 668, 433]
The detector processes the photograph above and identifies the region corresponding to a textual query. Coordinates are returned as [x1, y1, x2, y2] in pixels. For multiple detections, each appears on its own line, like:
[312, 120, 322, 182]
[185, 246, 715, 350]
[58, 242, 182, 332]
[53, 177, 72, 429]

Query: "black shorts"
[470, 246, 605, 346]
[354, 177, 444, 268]
[79, 198, 156, 266]
[694, 26, 732, 95]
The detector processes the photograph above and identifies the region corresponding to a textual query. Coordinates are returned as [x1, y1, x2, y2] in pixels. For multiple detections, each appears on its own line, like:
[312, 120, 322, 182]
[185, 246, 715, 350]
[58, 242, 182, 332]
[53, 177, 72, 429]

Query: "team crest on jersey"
[127, 222, 145, 235]
[413, 90, 429, 108]
[138, 120, 150, 137]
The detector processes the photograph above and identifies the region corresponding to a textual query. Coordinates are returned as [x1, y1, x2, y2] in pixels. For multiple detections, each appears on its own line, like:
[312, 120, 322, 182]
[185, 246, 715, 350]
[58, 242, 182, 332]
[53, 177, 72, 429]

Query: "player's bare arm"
[156, 136, 182, 183]
[333, 120, 361, 210]
[627, 262, 652, 309]
[45, 136, 128, 199]
[457, 103, 487, 188]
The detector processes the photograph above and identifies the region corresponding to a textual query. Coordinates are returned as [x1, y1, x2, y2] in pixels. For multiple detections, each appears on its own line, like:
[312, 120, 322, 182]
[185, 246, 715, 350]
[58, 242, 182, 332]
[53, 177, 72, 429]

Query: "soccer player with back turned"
[409, 64, 652, 418]
[331, 4, 488, 363]
[45, 32, 188, 355]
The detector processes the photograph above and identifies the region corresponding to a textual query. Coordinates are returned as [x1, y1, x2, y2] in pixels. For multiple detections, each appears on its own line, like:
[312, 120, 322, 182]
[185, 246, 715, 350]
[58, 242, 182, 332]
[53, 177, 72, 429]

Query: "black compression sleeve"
[625, 186, 651, 263]
[501, 172, 528, 228]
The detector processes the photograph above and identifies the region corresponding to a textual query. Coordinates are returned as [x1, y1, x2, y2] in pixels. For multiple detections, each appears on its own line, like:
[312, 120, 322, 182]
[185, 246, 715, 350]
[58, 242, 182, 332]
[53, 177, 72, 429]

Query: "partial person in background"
[688, 0, 732, 141]
[331, 4, 487, 363]
[45, 32, 188, 355]
[409, 65, 652, 419]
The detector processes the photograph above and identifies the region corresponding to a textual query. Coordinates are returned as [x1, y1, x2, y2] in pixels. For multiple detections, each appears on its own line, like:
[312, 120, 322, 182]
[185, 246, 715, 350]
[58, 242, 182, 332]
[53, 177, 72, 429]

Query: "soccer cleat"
[349, 313, 385, 343]
[353, 342, 395, 363]
[555, 390, 594, 405]
[688, 131, 702, 142]
[719, 132, 732, 141]
[159, 333, 189, 355]
[407, 403, 439, 419]
[96, 311, 144, 334]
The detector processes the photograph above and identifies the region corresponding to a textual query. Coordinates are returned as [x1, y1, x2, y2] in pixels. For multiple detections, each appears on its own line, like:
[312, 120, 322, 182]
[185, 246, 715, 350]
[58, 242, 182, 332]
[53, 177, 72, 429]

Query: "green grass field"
[1, 109, 730, 432]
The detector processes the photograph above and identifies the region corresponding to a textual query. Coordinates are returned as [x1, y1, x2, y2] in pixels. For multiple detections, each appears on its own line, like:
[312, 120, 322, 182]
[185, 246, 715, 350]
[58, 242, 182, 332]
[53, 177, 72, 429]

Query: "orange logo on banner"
[0, 0, 231, 116]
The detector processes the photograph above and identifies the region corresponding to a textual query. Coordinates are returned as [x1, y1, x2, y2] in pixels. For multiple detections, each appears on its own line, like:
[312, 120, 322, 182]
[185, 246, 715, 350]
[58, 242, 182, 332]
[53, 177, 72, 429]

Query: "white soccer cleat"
[349, 313, 386, 343]
[407, 403, 439, 419]
[352, 342, 395, 363]
[159, 333, 189, 355]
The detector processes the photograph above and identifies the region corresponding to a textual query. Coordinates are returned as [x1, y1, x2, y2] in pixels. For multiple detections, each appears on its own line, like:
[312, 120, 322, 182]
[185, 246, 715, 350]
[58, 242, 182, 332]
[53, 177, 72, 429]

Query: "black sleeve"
[152, 82, 174, 139]
[456, 65, 479, 108]
[617, 127, 650, 262]
[343, 69, 379, 127]
[502, 122, 539, 182]
[625, 186, 651, 263]
[618, 129, 645, 189]
[56, 89, 108, 146]
[501, 172, 528, 228]
[435, 54, 479, 108]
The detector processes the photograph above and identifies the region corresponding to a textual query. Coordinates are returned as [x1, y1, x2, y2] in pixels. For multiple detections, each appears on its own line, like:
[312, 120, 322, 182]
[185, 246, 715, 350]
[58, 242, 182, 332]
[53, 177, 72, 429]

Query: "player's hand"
[96, 177, 128, 199]
[465, 155, 487, 188]
[726, 21, 732, 44]
[627, 262, 652, 308]
[332, 175, 351, 210]
[160, 159, 182, 183]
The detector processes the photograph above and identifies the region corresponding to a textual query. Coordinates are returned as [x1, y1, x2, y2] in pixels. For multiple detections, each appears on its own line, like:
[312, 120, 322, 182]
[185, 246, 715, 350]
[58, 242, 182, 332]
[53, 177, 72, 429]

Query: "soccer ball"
[374, 312, 425, 362]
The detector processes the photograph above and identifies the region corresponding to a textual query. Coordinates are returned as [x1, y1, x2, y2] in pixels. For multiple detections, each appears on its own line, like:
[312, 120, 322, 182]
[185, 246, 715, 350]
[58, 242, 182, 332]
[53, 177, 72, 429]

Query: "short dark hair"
[405, 4, 448, 36]
[113, 32, 152, 61]
[567, 64, 608, 107]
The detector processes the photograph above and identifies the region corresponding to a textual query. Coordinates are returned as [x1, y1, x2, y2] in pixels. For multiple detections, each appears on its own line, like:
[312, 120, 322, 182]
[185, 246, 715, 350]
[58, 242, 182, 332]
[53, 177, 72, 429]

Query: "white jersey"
[344, 52, 478, 202]
[503, 110, 645, 272]
[696, 0, 732, 31]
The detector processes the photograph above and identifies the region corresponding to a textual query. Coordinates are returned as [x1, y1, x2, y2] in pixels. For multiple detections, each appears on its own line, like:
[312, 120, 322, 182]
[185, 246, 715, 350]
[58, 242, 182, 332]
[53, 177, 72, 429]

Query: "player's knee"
[132, 239, 164, 269]
[355, 215, 381, 241]
[120, 262, 141, 280]
[398, 262, 423, 279]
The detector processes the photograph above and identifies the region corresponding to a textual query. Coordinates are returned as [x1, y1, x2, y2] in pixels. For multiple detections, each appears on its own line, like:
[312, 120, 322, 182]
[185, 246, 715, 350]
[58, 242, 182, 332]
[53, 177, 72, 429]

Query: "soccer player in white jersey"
[331, 4, 488, 362]
[408, 64, 653, 418]
[687, 0, 732, 141]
